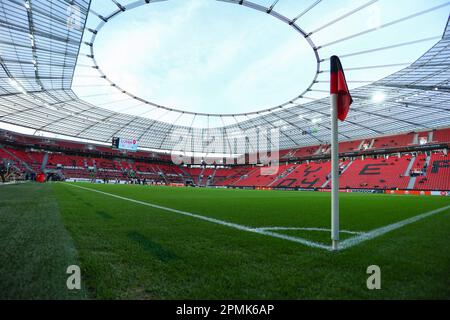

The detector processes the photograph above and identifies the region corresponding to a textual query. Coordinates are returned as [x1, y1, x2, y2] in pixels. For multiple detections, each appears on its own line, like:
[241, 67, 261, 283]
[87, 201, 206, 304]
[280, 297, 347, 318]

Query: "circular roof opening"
[87, 0, 319, 116]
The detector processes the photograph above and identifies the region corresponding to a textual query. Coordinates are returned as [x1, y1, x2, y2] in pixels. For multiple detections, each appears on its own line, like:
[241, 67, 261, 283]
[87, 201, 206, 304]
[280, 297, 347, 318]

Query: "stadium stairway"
[198, 167, 205, 185]
[404, 155, 416, 176]
[425, 154, 431, 174]
[428, 131, 434, 143]
[320, 180, 329, 188]
[357, 140, 366, 150]
[313, 146, 323, 155]
[267, 164, 298, 187]
[234, 165, 287, 187]
[274, 161, 331, 189]
[0, 148, 22, 173]
[0, 146, 33, 172]
[408, 176, 417, 189]
[200, 168, 215, 186]
[321, 160, 352, 188]
[155, 165, 169, 184]
[340, 141, 362, 153]
[177, 166, 193, 183]
[405, 155, 417, 189]
[231, 167, 260, 186]
[341, 160, 353, 174]
[41, 153, 49, 171]
[206, 168, 217, 186]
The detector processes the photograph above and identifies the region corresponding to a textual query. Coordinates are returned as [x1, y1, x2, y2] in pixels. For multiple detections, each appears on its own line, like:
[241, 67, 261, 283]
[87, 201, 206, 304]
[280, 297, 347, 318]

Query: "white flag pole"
[331, 93, 340, 251]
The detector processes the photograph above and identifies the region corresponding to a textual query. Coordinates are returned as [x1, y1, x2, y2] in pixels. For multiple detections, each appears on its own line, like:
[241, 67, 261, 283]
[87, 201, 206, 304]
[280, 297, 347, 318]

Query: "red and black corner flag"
[330, 55, 353, 121]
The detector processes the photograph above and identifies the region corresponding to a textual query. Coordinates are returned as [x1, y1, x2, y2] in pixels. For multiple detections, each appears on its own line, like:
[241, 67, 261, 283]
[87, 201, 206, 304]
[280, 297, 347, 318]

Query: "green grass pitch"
[1, 182, 449, 299]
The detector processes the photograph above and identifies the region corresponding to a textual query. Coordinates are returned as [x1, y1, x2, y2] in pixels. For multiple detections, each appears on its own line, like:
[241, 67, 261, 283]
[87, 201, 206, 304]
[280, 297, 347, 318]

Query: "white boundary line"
[339, 204, 450, 249]
[64, 183, 450, 251]
[0, 181, 28, 186]
[255, 227, 364, 235]
[65, 183, 331, 250]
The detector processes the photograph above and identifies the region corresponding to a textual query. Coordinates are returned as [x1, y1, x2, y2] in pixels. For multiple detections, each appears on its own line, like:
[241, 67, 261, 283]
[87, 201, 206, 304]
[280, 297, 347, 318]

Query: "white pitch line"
[64, 183, 450, 252]
[255, 227, 364, 235]
[0, 181, 28, 186]
[339, 205, 450, 249]
[64, 183, 332, 251]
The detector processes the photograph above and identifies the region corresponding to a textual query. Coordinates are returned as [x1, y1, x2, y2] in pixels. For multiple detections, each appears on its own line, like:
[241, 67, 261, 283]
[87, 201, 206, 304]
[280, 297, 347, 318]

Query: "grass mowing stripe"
[340, 205, 450, 249]
[65, 183, 332, 251]
[0, 183, 87, 299]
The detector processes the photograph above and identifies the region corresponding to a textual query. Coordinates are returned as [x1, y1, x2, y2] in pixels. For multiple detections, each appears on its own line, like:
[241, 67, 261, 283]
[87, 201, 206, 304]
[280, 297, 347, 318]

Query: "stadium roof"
[0, 0, 449, 154]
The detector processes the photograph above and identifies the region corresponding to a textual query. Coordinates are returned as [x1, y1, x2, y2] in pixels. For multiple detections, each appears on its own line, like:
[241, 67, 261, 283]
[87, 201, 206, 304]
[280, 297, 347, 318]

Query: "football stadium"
[0, 0, 450, 303]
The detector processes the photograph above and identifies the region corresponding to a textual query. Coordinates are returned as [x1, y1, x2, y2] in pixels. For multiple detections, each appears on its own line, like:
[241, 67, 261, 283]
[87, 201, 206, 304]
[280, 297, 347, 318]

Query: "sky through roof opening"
[77, 0, 317, 115]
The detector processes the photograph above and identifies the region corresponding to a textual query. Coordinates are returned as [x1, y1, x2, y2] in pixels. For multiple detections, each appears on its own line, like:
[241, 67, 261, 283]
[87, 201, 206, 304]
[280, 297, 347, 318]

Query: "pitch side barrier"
[62, 180, 450, 196]
[224, 186, 450, 196]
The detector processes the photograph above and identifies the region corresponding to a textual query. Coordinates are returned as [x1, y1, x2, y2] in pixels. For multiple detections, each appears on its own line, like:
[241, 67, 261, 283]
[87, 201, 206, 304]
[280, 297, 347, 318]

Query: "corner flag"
[330, 56, 352, 251]
[330, 55, 353, 121]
